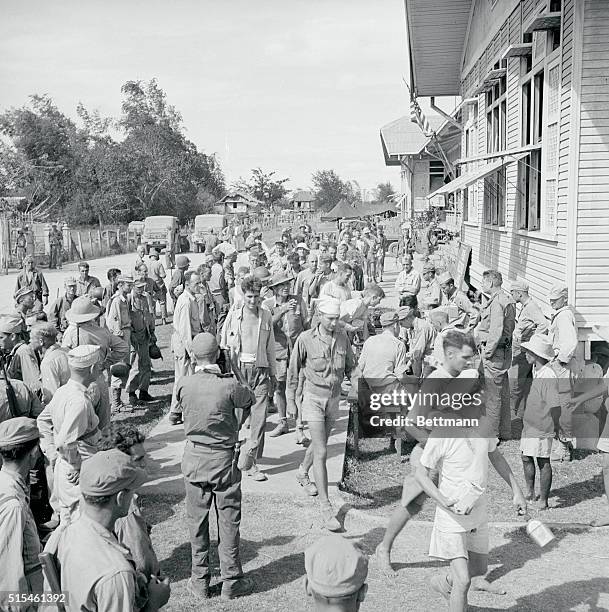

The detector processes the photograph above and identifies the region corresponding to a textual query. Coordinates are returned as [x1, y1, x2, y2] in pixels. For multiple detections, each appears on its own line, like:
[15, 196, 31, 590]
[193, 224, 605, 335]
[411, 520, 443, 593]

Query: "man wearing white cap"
[0, 417, 43, 609]
[509, 280, 548, 418]
[547, 282, 579, 461]
[287, 296, 355, 530]
[37, 345, 103, 524]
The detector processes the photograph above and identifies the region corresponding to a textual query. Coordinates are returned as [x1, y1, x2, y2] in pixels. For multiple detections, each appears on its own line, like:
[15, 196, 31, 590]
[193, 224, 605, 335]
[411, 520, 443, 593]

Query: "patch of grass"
[342, 432, 608, 524]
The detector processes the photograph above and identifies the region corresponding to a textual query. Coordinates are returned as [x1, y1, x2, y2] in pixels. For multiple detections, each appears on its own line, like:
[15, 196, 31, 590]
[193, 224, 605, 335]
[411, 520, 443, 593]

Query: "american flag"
[408, 87, 433, 136]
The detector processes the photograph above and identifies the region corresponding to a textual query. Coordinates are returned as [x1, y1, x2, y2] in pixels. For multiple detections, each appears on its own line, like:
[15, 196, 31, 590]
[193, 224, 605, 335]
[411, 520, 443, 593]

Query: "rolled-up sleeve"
[94, 572, 136, 612]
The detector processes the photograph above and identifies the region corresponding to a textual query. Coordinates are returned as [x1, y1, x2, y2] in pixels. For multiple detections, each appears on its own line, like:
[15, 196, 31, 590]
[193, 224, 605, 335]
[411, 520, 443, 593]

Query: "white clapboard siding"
[575, 0, 609, 327]
[462, 0, 569, 311]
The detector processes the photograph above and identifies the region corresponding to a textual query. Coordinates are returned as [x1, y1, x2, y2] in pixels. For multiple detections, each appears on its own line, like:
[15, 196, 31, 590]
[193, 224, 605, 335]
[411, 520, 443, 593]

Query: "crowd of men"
[0, 217, 606, 612]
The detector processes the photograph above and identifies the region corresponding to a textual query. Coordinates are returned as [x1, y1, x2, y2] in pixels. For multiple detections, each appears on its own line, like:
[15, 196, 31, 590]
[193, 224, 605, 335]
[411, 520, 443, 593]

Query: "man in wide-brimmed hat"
[519, 333, 560, 509]
[62, 297, 129, 430]
[264, 273, 308, 441]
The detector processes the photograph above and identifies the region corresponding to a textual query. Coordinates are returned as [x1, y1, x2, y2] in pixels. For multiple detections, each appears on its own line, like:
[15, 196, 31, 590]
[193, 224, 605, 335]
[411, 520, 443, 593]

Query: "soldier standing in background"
[474, 270, 516, 441]
[509, 280, 548, 419]
[48, 276, 78, 338]
[49, 223, 63, 269]
[125, 278, 155, 405]
[14, 228, 27, 268]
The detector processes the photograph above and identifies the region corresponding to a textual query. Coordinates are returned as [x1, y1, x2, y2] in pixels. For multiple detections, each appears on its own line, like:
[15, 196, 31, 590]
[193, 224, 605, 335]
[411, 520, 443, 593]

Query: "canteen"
[526, 519, 555, 547]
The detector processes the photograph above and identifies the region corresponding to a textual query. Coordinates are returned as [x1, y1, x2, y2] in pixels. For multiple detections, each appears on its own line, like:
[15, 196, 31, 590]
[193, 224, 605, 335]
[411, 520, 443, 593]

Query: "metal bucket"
[526, 519, 555, 547]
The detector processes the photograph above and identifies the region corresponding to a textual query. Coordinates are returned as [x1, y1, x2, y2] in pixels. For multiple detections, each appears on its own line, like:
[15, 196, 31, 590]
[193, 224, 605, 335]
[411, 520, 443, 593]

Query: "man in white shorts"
[416, 413, 527, 611]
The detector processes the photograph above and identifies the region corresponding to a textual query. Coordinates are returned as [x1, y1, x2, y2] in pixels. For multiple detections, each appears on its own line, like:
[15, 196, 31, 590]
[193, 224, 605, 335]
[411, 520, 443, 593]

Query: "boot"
[269, 418, 289, 437]
[111, 387, 126, 413]
[128, 391, 139, 406]
[221, 576, 255, 600]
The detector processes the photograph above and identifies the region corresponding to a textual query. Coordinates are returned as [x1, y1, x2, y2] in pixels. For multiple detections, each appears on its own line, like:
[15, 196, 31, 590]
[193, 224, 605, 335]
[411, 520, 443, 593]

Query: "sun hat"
[65, 297, 101, 323]
[269, 273, 294, 288]
[521, 334, 555, 361]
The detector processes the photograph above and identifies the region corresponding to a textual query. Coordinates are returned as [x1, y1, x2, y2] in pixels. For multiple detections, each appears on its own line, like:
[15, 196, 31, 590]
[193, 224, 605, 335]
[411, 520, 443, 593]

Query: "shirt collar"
[79, 514, 132, 554]
[195, 364, 222, 374]
[67, 378, 87, 392]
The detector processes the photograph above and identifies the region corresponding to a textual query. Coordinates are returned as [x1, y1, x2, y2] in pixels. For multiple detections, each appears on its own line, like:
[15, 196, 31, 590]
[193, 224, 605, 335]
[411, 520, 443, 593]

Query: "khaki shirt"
[418, 279, 442, 310]
[172, 290, 202, 357]
[287, 325, 355, 399]
[549, 306, 578, 363]
[476, 290, 516, 359]
[440, 288, 478, 328]
[513, 297, 548, 356]
[75, 275, 102, 297]
[358, 330, 408, 385]
[0, 470, 42, 606]
[395, 268, 421, 296]
[49, 514, 136, 612]
[107, 294, 131, 336]
[40, 344, 70, 405]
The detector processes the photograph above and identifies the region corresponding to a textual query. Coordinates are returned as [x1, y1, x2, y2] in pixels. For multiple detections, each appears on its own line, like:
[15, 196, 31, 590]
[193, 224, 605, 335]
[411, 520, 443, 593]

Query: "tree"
[232, 168, 289, 208]
[311, 169, 356, 211]
[376, 181, 396, 203]
[0, 81, 227, 225]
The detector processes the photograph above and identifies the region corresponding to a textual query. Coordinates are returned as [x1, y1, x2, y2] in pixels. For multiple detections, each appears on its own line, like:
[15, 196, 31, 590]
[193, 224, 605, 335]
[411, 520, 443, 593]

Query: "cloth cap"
[253, 266, 272, 282]
[80, 449, 148, 497]
[275, 240, 285, 246]
[510, 279, 529, 292]
[269, 273, 294, 288]
[64, 276, 78, 286]
[397, 306, 415, 320]
[0, 417, 40, 447]
[65, 296, 101, 323]
[133, 278, 147, 288]
[422, 263, 436, 273]
[0, 315, 25, 334]
[437, 272, 454, 285]
[68, 345, 101, 368]
[117, 275, 134, 284]
[521, 334, 555, 361]
[191, 332, 218, 358]
[296, 242, 310, 251]
[15, 287, 34, 301]
[548, 283, 568, 300]
[305, 535, 368, 598]
[176, 255, 190, 269]
[150, 249, 160, 257]
[380, 311, 398, 326]
[317, 297, 341, 316]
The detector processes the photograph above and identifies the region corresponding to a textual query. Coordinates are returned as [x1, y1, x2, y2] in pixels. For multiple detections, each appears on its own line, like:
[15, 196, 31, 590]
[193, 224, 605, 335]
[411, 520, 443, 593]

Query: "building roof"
[323, 199, 362, 221]
[291, 190, 314, 202]
[405, 0, 472, 96]
[380, 114, 444, 166]
[217, 190, 262, 208]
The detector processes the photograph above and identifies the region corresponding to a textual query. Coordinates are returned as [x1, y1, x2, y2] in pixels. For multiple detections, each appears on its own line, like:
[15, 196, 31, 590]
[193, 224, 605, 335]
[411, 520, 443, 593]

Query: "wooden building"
[215, 190, 261, 215]
[406, 0, 609, 352]
[380, 113, 462, 222]
[291, 190, 314, 212]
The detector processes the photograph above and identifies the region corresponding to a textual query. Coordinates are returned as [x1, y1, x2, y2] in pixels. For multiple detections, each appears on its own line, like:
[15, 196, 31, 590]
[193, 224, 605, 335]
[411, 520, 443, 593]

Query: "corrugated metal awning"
[427, 153, 527, 198]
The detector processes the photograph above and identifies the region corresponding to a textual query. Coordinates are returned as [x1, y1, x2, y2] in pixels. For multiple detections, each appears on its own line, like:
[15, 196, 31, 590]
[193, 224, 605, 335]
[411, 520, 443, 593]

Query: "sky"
[0, 0, 430, 196]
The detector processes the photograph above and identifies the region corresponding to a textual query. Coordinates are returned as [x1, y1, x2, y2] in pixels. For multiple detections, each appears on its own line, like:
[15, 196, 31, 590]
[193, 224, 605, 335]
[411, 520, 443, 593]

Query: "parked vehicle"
[141, 215, 180, 254]
[191, 214, 227, 253]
